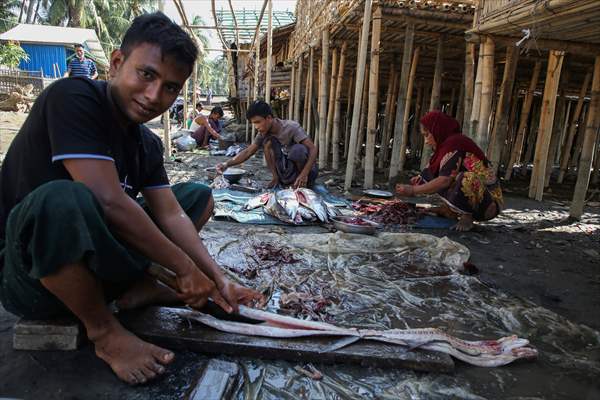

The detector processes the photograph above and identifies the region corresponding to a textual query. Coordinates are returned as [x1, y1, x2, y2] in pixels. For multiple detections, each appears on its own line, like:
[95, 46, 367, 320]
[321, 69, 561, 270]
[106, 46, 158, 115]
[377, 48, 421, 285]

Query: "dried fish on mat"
[357, 200, 419, 225]
[181, 305, 538, 368]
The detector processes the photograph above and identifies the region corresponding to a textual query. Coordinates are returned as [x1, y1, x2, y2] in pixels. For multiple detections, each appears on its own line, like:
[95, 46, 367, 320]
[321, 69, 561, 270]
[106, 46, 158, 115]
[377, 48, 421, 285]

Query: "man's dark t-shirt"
[0, 78, 170, 241]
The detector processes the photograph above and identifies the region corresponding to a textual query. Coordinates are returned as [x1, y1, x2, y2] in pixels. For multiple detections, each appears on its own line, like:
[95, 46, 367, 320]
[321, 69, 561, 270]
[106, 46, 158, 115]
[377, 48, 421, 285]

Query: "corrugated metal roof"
[215, 9, 295, 43]
[0, 24, 108, 68]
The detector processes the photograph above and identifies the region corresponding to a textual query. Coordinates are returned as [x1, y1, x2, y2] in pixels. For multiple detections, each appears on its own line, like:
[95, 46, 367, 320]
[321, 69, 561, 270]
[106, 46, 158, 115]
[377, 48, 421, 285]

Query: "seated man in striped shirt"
[65, 44, 98, 79]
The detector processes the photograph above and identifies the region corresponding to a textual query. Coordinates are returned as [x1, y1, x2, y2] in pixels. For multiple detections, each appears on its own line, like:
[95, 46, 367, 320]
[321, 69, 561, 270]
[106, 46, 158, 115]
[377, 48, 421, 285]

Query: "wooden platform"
[119, 307, 454, 373]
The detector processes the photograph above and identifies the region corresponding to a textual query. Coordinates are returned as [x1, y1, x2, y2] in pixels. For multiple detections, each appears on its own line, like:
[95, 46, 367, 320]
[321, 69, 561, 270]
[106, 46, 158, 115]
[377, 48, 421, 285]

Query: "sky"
[163, 0, 298, 59]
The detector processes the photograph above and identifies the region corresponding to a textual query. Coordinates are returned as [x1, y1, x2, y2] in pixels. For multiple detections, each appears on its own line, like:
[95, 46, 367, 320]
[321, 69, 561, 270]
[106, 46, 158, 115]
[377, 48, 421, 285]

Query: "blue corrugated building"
[0, 24, 108, 78]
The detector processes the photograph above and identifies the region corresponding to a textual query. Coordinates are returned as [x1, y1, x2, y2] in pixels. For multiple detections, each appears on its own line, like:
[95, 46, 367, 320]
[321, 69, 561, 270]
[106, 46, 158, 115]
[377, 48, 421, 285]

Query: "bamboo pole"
[325, 48, 339, 167]
[183, 78, 189, 127]
[253, 44, 259, 137]
[316, 59, 322, 148]
[570, 55, 600, 219]
[501, 86, 521, 169]
[357, 63, 370, 160]
[399, 46, 421, 171]
[294, 54, 303, 122]
[192, 61, 198, 111]
[529, 50, 565, 201]
[344, 0, 372, 191]
[389, 22, 415, 183]
[544, 91, 568, 187]
[469, 48, 484, 138]
[265, 0, 273, 103]
[344, 68, 355, 159]
[307, 47, 314, 137]
[557, 70, 592, 183]
[364, 6, 382, 188]
[449, 87, 456, 116]
[456, 73, 466, 125]
[410, 82, 424, 159]
[570, 104, 588, 169]
[289, 61, 295, 119]
[505, 61, 542, 180]
[379, 66, 397, 169]
[591, 126, 600, 186]
[162, 111, 171, 158]
[523, 101, 541, 173]
[332, 41, 348, 171]
[476, 36, 495, 152]
[489, 44, 519, 171]
[318, 29, 330, 168]
[420, 34, 443, 171]
[463, 42, 476, 131]
[303, 53, 311, 128]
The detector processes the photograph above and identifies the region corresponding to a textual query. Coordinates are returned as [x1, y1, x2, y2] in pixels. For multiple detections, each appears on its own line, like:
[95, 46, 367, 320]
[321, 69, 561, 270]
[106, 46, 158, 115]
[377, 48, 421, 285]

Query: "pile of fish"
[182, 305, 538, 367]
[244, 188, 340, 224]
[356, 200, 419, 225]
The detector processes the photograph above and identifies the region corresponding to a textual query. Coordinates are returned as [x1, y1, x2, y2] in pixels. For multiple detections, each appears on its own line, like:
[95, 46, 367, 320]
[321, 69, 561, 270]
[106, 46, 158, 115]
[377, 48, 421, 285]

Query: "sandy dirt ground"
[0, 109, 599, 398]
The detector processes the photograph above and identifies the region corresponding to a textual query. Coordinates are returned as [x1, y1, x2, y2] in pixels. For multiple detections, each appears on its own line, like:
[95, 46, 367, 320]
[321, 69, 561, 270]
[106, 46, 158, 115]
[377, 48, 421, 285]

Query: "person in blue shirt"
[65, 44, 98, 79]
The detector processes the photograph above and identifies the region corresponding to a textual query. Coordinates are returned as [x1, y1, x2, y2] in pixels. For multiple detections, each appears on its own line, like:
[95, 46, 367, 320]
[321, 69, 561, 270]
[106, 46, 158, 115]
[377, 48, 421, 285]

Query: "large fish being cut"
[264, 192, 302, 224]
[276, 189, 301, 223]
[179, 306, 538, 368]
[243, 192, 272, 210]
[295, 188, 329, 222]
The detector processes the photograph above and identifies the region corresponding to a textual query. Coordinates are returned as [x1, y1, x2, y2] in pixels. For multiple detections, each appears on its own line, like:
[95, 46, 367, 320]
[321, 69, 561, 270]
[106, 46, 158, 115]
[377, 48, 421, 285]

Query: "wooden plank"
[120, 307, 454, 373]
[364, 6, 382, 189]
[13, 318, 81, 351]
[186, 359, 239, 400]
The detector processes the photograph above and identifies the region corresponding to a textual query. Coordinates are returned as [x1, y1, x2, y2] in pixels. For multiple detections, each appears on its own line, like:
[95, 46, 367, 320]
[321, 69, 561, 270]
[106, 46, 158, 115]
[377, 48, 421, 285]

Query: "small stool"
[13, 318, 82, 351]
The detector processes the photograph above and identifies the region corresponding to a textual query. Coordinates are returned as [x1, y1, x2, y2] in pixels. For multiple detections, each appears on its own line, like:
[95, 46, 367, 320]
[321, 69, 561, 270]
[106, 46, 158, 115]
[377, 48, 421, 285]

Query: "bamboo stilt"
[332, 42, 348, 171]
[294, 54, 303, 123]
[544, 88, 568, 187]
[265, 0, 273, 103]
[469, 48, 484, 138]
[162, 111, 171, 158]
[379, 66, 397, 169]
[344, 69, 355, 159]
[570, 55, 600, 219]
[357, 63, 370, 160]
[303, 54, 310, 128]
[325, 48, 339, 167]
[505, 61, 542, 180]
[557, 70, 592, 183]
[344, 0, 372, 191]
[501, 86, 521, 168]
[307, 47, 314, 136]
[523, 101, 542, 174]
[449, 87, 456, 116]
[476, 36, 495, 152]
[318, 29, 330, 167]
[411, 82, 424, 159]
[399, 46, 420, 171]
[420, 34, 443, 171]
[289, 62, 295, 119]
[389, 22, 416, 183]
[570, 104, 588, 169]
[456, 73, 465, 124]
[489, 44, 519, 171]
[529, 50, 565, 201]
[364, 6, 382, 189]
[463, 43, 476, 132]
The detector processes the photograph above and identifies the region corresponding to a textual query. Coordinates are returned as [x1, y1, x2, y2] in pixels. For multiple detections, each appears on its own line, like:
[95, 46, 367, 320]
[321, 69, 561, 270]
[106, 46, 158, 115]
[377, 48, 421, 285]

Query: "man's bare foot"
[92, 322, 174, 385]
[115, 275, 180, 311]
[453, 214, 474, 231]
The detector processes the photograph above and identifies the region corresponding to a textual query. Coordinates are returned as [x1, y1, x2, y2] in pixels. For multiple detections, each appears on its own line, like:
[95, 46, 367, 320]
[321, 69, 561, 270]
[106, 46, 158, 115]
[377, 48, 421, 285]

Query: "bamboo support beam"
[379, 66, 397, 169]
[307, 48, 314, 137]
[344, 0, 372, 191]
[162, 111, 171, 158]
[399, 47, 421, 171]
[289, 61, 295, 119]
[294, 55, 303, 122]
[570, 55, 600, 219]
[411, 82, 424, 160]
[344, 69, 355, 159]
[365, 6, 382, 189]
[505, 61, 542, 180]
[318, 29, 330, 167]
[332, 42, 348, 171]
[357, 63, 370, 161]
[475, 36, 495, 152]
[325, 48, 339, 167]
[544, 91, 568, 187]
[558, 70, 592, 183]
[303, 55, 310, 129]
[489, 44, 519, 171]
[420, 34, 443, 171]
[469, 49, 484, 138]
[456, 72, 466, 124]
[529, 50, 565, 201]
[463, 42, 476, 131]
[265, 0, 273, 104]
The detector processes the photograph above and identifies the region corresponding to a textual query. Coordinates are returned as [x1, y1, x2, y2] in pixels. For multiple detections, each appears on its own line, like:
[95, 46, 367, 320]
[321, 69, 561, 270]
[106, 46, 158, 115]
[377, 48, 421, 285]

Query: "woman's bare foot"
[115, 275, 180, 311]
[453, 214, 474, 231]
[91, 321, 174, 385]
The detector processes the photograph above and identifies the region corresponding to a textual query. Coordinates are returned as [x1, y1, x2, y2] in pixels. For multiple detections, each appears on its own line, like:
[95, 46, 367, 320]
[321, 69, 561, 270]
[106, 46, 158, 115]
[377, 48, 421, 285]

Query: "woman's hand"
[410, 175, 421, 185]
[395, 184, 415, 197]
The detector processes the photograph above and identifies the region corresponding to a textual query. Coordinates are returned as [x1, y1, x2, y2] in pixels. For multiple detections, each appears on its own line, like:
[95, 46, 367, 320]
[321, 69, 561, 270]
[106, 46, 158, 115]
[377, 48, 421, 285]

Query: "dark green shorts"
[0, 180, 212, 319]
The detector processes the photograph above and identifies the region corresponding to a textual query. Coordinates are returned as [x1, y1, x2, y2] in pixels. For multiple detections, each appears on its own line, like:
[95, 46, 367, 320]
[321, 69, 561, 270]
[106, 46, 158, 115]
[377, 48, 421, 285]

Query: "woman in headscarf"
[396, 111, 503, 231]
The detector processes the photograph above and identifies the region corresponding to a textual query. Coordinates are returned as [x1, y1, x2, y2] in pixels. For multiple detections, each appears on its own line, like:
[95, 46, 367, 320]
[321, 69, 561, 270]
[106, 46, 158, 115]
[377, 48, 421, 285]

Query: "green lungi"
[0, 180, 212, 319]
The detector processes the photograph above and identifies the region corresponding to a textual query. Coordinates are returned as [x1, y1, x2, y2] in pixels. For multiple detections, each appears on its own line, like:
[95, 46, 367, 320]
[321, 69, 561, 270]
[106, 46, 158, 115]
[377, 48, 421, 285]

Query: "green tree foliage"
[0, 41, 30, 67]
[0, 0, 20, 33]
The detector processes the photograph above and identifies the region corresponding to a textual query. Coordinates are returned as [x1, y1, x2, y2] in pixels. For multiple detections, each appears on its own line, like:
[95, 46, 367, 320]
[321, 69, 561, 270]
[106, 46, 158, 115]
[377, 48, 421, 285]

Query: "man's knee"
[288, 144, 309, 164]
[171, 182, 213, 223]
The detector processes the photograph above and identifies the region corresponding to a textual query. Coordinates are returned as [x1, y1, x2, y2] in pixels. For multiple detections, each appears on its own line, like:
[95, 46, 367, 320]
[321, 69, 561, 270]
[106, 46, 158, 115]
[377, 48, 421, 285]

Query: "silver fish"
[297, 206, 317, 222]
[295, 188, 328, 222]
[243, 192, 271, 211]
[264, 192, 296, 224]
[276, 189, 300, 222]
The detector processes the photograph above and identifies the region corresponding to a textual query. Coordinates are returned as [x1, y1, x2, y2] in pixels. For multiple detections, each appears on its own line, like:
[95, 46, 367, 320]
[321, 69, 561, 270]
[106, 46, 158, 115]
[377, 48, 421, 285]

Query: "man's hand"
[395, 184, 415, 197]
[217, 279, 265, 313]
[410, 175, 421, 185]
[176, 266, 232, 312]
[216, 162, 228, 174]
[293, 173, 308, 189]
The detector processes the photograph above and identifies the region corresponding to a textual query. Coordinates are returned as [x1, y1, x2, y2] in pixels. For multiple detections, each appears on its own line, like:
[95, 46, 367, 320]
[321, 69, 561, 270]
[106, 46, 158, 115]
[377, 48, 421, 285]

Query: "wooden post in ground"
[192, 61, 198, 111]
[591, 127, 600, 186]
[420, 34, 443, 171]
[463, 42, 476, 132]
[183, 78, 189, 127]
[307, 47, 315, 137]
[501, 86, 521, 168]
[570, 55, 600, 219]
[558, 70, 592, 183]
[294, 55, 303, 123]
[289, 61, 295, 119]
[325, 47, 339, 167]
[571, 105, 588, 169]
[529, 50, 565, 201]
[469, 48, 484, 138]
[344, 0, 372, 191]
[399, 46, 420, 171]
[389, 22, 415, 183]
[456, 73, 465, 124]
[344, 68, 355, 159]
[364, 6, 382, 188]
[489, 44, 519, 171]
[265, 0, 273, 104]
[523, 101, 542, 173]
[303, 54, 311, 128]
[544, 86, 569, 187]
[505, 61, 542, 180]
[410, 82, 424, 159]
[319, 29, 330, 168]
[379, 66, 397, 169]
[449, 87, 456, 116]
[332, 41, 348, 171]
[162, 111, 171, 158]
[476, 36, 495, 152]
[357, 63, 370, 161]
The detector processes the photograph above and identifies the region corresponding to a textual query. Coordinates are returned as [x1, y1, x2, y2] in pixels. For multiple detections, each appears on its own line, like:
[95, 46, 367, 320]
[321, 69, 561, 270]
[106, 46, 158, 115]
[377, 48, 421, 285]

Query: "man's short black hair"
[211, 106, 224, 118]
[120, 12, 198, 73]
[246, 100, 273, 120]
[74, 44, 84, 50]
